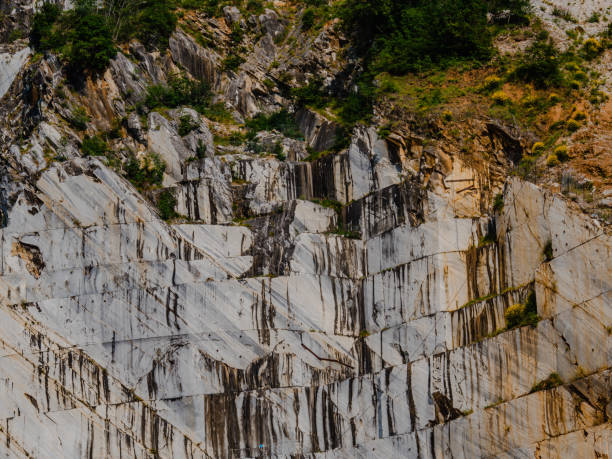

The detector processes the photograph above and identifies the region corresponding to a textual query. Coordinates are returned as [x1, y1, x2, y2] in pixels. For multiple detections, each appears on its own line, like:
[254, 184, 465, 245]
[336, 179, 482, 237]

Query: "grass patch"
[310, 198, 343, 215]
[332, 226, 361, 240]
[530, 373, 563, 393]
[484, 398, 504, 409]
[552, 7, 577, 23]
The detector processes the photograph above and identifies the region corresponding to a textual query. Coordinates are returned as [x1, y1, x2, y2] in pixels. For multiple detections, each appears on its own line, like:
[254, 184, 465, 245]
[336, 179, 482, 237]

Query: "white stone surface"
[0, 47, 30, 99]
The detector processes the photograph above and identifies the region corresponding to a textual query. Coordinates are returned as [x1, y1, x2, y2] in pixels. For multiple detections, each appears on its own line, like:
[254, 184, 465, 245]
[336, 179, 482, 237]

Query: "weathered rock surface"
[0, 46, 30, 99]
[0, 3, 610, 458]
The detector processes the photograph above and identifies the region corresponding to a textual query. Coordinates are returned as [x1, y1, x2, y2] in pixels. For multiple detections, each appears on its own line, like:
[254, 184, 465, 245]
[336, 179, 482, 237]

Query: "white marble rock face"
[0, 147, 609, 458]
[0, 12, 611, 459]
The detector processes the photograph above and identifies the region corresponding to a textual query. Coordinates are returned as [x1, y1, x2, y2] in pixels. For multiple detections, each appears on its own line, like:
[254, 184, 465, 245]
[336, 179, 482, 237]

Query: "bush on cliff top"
[30, 0, 176, 75]
[337, 0, 500, 75]
[30, 3, 116, 74]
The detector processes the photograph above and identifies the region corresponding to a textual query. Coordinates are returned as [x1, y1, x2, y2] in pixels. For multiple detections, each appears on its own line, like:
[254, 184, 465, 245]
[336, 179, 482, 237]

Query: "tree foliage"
[30, 2, 62, 50]
[511, 37, 562, 88]
[68, 13, 116, 74]
[30, 0, 176, 76]
[146, 75, 212, 111]
[338, 0, 494, 74]
[134, 0, 177, 49]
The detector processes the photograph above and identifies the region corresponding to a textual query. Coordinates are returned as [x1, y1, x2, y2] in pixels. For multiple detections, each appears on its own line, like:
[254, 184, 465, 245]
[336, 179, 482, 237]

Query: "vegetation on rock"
[124, 153, 166, 190]
[81, 135, 109, 157]
[157, 189, 178, 220]
[245, 110, 302, 140]
[30, 0, 176, 75]
[504, 291, 539, 329]
[530, 373, 563, 393]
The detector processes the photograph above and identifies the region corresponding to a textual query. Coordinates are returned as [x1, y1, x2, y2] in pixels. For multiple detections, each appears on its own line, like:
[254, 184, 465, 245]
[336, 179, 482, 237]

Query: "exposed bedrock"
[0, 4, 610, 457]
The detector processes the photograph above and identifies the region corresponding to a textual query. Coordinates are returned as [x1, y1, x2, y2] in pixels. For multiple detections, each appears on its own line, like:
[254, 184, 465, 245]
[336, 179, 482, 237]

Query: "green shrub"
[377, 123, 392, 139]
[246, 139, 264, 154]
[201, 102, 234, 123]
[246, 0, 264, 14]
[179, 0, 204, 9]
[195, 139, 208, 158]
[291, 80, 329, 109]
[69, 107, 90, 130]
[229, 23, 244, 44]
[553, 145, 568, 161]
[31, 4, 116, 74]
[505, 303, 526, 328]
[491, 90, 510, 105]
[30, 2, 63, 50]
[530, 373, 563, 393]
[512, 38, 562, 89]
[378, 77, 399, 93]
[272, 141, 286, 160]
[504, 291, 539, 329]
[157, 189, 177, 220]
[546, 154, 559, 167]
[302, 8, 316, 30]
[178, 114, 198, 136]
[310, 198, 343, 214]
[566, 119, 581, 132]
[8, 29, 25, 42]
[582, 38, 603, 60]
[245, 110, 302, 139]
[69, 13, 116, 74]
[587, 12, 600, 23]
[338, 85, 375, 125]
[531, 142, 545, 154]
[228, 132, 245, 145]
[493, 193, 504, 212]
[81, 135, 108, 156]
[222, 53, 246, 72]
[136, 0, 177, 50]
[543, 240, 553, 261]
[146, 76, 212, 112]
[124, 153, 166, 189]
[482, 75, 502, 91]
[201, 0, 222, 16]
[30, 0, 176, 76]
[338, 0, 493, 75]
[486, 0, 530, 22]
[573, 70, 587, 81]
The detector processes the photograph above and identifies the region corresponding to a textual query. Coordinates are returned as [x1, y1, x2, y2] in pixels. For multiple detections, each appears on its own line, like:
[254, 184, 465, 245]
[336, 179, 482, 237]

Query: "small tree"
[30, 2, 63, 50]
[136, 0, 177, 50]
[157, 189, 178, 220]
[512, 39, 562, 89]
[67, 13, 116, 74]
